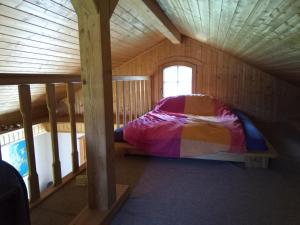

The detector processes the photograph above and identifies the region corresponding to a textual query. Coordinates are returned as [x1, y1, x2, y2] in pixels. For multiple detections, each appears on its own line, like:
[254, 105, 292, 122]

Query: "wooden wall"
[113, 37, 300, 122]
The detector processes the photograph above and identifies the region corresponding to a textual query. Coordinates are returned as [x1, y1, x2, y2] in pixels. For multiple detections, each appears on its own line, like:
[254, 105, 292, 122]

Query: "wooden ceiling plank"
[0, 48, 80, 63]
[0, 33, 80, 56]
[0, 55, 80, 67]
[0, 24, 79, 49]
[237, 1, 300, 55]
[0, 15, 79, 45]
[0, 42, 80, 59]
[25, 0, 78, 22]
[1, 0, 78, 29]
[0, 4, 78, 37]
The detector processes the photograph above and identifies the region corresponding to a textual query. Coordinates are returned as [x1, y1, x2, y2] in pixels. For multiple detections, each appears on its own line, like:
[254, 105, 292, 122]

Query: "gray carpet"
[112, 157, 300, 225]
[112, 123, 300, 225]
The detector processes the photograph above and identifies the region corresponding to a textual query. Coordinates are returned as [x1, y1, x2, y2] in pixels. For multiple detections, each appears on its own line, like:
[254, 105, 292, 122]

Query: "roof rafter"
[140, 0, 182, 44]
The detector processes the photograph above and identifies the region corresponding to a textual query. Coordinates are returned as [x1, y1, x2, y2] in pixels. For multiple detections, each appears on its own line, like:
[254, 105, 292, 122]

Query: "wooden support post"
[67, 83, 79, 173]
[72, 0, 116, 210]
[46, 84, 62, 186]
[18, 84, 40, 202]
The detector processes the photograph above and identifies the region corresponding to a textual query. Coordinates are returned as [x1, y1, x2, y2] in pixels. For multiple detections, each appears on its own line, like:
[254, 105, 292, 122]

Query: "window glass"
[163, 65, 193, 97]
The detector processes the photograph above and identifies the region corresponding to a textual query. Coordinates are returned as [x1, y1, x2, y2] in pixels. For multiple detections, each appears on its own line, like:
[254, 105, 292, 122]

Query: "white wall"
[2, 132, 82, 193]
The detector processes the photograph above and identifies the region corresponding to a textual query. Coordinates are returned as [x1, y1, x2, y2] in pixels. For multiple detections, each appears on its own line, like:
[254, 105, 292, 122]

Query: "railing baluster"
[143, 80, 147, 113]
[129, 81, 132, 121]
[46, 84, 62, 186]
[135, 81, 138, 118]
[18, 84, 40, 202]
[122, 81, 126, 126]
[148, 79, 152, 111]
[67, 82, 79, 173]
[116, 81, 120, 129]
[140, 80, 143, 115]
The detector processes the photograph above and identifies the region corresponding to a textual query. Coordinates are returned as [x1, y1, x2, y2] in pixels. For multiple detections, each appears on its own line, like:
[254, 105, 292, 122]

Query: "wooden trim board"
[68, 184, 130, 225]
[115, 142, 278, 169]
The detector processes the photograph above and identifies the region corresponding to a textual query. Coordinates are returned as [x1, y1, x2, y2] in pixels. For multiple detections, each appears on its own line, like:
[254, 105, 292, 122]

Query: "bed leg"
[245, 156, 269, 168]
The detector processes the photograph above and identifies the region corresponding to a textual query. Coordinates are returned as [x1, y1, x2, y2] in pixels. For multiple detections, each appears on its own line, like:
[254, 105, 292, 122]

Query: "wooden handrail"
[0, 74, 81, 85]
[112, 76, 150, 81]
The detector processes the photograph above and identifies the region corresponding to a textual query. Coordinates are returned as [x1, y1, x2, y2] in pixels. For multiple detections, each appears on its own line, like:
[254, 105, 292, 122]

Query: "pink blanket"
[124, 95, 246, 158]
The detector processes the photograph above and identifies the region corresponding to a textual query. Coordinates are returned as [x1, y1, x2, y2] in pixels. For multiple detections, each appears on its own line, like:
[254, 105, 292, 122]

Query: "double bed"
[114, 95, 277, 168]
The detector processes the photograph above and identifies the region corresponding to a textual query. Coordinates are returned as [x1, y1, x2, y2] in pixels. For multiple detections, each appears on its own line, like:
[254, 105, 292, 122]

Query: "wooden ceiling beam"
[140, 0, 182, 44]
[110, 0, 119, 17]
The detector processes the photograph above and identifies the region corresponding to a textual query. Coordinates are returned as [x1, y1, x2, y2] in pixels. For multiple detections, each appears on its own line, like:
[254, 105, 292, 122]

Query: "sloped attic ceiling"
[0, 0, 299, 124]
[156, 0, 300, 85]
[0, 0, 165, 120]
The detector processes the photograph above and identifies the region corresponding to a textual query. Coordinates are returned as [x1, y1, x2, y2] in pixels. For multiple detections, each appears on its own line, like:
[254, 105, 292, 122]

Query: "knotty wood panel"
[156, 0, 300, 85]
[0, 0, 165, 73]
[113, 38, 300, 121]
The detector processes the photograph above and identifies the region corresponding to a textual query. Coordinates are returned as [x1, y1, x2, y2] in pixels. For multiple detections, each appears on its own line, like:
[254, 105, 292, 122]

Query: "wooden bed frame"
[115, 142, 278, 169]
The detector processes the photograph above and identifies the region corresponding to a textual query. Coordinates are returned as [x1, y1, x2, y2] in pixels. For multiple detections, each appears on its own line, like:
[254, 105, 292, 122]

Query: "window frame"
[159, 61, 196, 98]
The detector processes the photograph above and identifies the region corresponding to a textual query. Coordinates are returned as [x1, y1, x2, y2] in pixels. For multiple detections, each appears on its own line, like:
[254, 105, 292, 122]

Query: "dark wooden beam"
[110, 0, 119, 17]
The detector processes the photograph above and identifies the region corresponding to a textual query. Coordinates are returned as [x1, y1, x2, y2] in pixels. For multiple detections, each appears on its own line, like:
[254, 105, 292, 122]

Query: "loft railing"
[0, 74, 152, 207]
[113, 76, 152, 129]
[0, 74, 82, 205]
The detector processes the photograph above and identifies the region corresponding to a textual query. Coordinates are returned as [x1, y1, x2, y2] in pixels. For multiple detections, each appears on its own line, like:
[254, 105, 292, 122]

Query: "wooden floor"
[30, 148, 151, 225]
[30, 122, 300, 225]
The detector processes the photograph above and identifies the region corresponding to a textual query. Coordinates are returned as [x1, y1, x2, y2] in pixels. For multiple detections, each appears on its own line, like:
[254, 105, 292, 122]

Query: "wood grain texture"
[66, 83, 79, 173]
[113, 37, 300, 121]
[156, 0, 300, 85]
[18, 84, 40, 202]
[72, 0, 116, 210]
[46, 83, 62, 186]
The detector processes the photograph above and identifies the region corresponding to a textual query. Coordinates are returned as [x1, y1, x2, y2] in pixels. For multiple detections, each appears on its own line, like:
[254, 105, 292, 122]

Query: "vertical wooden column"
[72, 0, 116, 210]
[18, 84, 40, 202]
[46, 84, 62, 186]
[67, 82, 79, 173]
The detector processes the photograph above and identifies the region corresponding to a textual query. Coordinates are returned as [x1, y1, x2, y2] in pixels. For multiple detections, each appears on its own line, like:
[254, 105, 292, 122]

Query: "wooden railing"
[0, 74, 82, 205]
[0, 74, 151, 207]
[113, 76, 151, 128]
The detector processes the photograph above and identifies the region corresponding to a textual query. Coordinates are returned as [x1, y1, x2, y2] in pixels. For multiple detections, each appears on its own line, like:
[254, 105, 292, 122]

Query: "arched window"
[162, 64, 195, 98]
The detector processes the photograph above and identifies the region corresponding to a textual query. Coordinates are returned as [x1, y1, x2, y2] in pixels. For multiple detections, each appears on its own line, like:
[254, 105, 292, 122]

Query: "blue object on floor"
[234, 109, 268, 151]
[114, 127, 125, 142]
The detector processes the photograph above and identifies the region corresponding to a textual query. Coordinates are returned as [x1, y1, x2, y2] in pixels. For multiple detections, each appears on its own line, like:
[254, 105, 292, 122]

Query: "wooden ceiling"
[156, 0, 300, 85]
[0, 0, 166, 118]
[0, 0, 299, 122]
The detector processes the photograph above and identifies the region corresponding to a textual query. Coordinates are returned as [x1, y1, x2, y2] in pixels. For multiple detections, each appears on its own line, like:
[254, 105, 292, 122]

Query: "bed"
[114, 95, 277, 168]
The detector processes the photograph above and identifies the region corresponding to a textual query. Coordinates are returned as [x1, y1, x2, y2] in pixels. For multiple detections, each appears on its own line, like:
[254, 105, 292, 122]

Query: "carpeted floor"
[112, 123, 300, 225]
